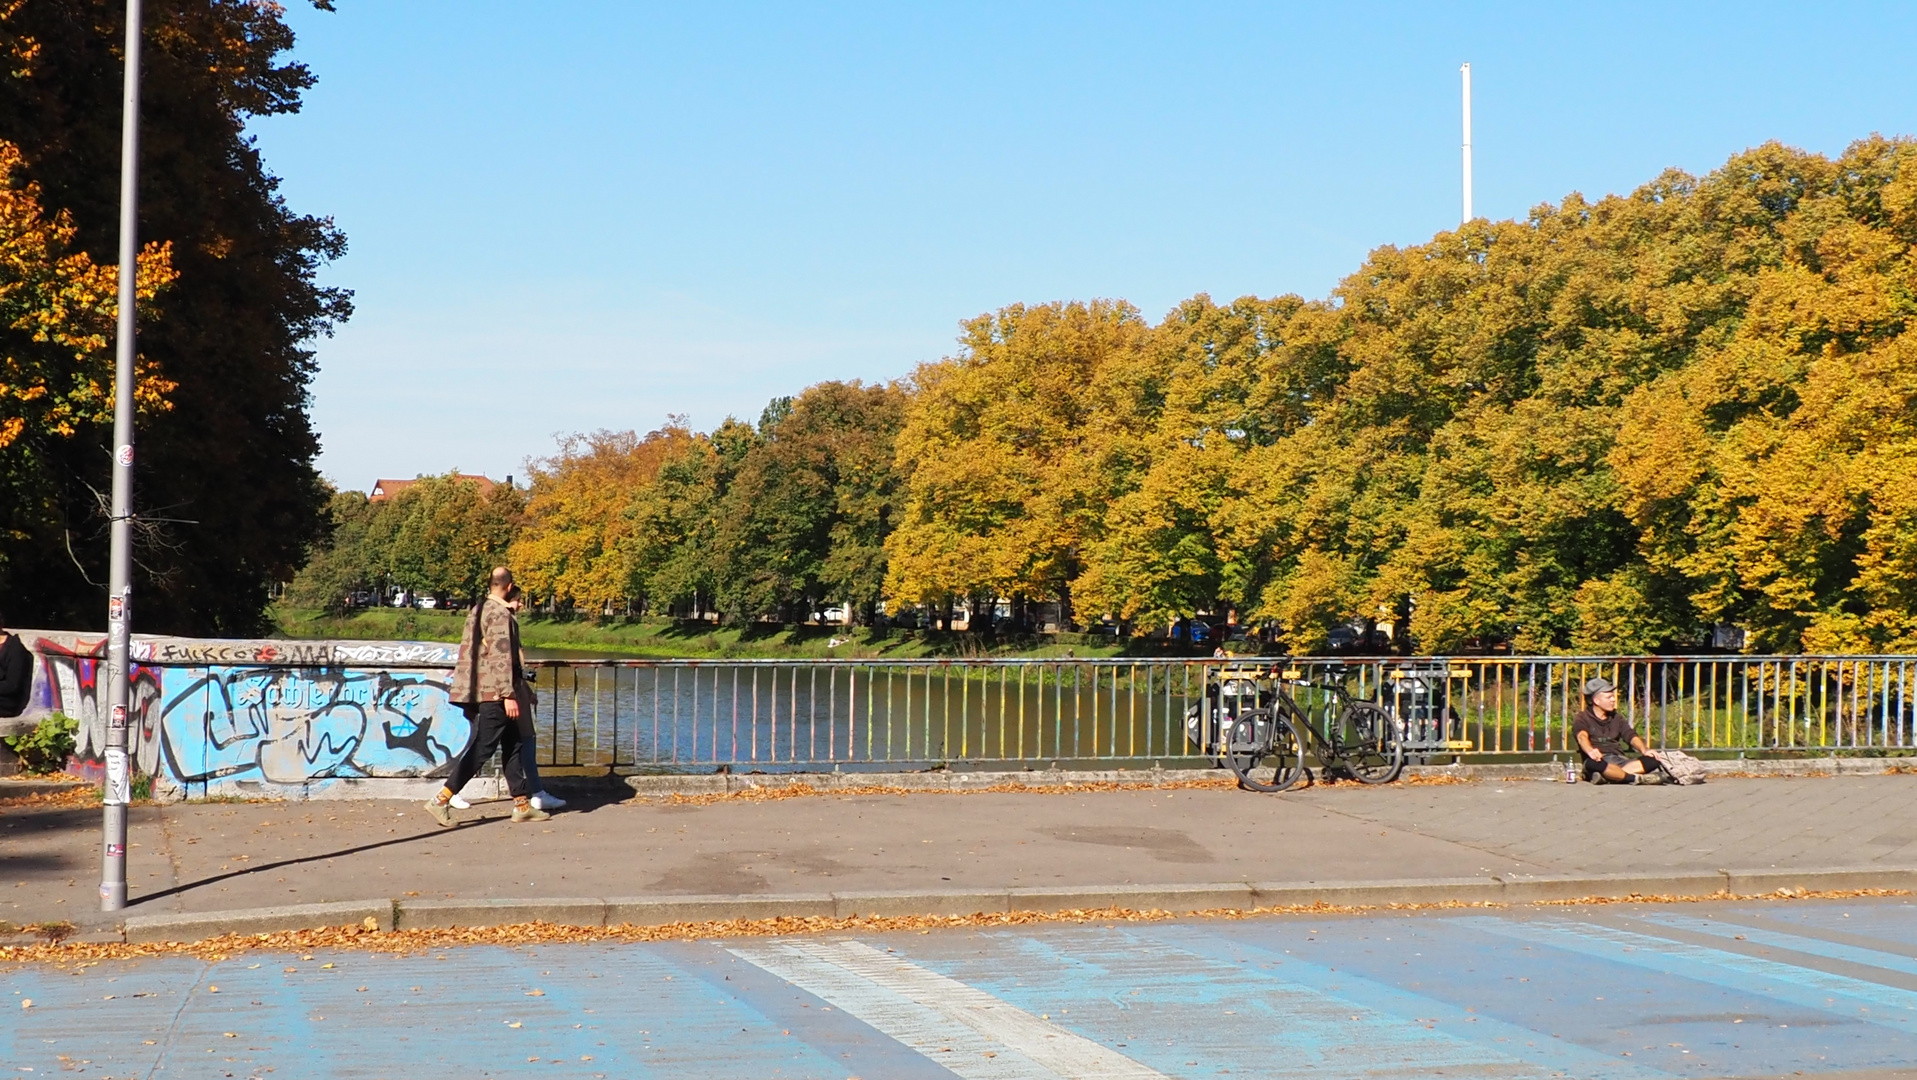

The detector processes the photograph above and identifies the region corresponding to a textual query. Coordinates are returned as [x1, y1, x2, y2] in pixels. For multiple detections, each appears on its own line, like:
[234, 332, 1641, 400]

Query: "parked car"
[1323, 625, 1361, 654]
[416, 596, 439, 610]
[1321, 623, 1393, 655]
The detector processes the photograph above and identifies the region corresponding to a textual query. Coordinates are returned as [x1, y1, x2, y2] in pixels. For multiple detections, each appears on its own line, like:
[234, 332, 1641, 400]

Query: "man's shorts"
[1582, 752, 1633, 782]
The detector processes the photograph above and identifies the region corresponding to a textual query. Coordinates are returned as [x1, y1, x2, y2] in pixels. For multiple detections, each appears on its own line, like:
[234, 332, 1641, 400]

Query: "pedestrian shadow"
[130, 815, 506, 908]
[460, 786, 631, 813]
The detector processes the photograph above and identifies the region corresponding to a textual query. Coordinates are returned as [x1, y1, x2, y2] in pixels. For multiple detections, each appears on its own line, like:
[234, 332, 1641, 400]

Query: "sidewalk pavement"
[6, 773, 1917, 937]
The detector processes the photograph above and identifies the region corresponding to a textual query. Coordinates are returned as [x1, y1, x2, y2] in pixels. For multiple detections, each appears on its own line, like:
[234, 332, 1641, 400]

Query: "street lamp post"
[100, 0, 145, 913]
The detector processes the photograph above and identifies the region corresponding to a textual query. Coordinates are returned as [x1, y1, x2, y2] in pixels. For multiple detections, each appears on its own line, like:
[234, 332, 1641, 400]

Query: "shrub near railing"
[2, 713, 79, 775]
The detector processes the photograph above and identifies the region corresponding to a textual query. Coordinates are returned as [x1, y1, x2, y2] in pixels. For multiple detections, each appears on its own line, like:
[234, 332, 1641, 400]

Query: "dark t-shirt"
[0, 633, 32, 718]
[1572, 707, 1636, 758]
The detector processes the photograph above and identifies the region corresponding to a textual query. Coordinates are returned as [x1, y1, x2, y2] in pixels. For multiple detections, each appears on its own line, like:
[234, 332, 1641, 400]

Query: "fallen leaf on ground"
[0, 888, 1906, 965]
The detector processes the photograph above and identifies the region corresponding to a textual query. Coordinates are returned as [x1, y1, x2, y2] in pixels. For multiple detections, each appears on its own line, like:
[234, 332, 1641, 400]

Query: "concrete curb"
[124, 899, 395, 944]
[84, 865, 1917, 945]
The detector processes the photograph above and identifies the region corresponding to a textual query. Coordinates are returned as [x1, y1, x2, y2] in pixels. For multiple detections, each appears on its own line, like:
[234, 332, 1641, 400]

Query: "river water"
[526, 661, 1213, 772]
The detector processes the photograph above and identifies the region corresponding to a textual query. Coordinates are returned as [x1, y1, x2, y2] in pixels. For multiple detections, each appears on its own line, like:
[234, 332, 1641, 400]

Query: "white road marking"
[727, 938, 1167, 1079]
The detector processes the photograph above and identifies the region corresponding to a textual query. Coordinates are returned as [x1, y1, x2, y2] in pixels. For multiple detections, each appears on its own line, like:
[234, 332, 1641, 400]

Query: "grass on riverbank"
[269, 605, 1145, 660]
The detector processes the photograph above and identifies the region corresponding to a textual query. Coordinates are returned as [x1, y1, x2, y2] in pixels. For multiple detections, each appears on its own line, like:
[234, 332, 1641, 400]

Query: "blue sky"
[252, 1, 1917, 490]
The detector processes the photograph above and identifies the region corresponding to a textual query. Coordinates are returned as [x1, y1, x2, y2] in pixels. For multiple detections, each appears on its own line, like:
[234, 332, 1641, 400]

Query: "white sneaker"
[447, 794, 472, 810]
[530, 791, 565, 811]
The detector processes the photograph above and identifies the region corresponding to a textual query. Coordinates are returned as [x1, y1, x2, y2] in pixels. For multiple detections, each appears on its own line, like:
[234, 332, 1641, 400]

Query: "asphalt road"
[8, 896, 1917, 1079]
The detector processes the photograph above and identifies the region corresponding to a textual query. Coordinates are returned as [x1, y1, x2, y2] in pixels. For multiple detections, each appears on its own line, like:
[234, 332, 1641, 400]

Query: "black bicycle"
[1185, 665, 1405, 791]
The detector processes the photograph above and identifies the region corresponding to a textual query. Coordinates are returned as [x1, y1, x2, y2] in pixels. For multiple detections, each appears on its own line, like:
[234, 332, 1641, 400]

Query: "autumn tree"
[275, 128, 1917, 657]
[1072, 293, 1335, 633]
[0, 140, 175, 597]
[624, 421, 755, 618]
[508, 427, 695, 613]
[886, 300, 1149, 626]
[1612, 137, 1917, 653]
[380, 474, 525, 601]
[286, 474, 524, 611]
[0, 0, 349, 634]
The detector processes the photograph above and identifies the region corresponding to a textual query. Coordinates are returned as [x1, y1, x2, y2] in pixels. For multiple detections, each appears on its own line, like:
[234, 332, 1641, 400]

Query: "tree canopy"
[0, 0, 348, 634]
[286, 473, 524, 614]
[290, 137, 1917, 654]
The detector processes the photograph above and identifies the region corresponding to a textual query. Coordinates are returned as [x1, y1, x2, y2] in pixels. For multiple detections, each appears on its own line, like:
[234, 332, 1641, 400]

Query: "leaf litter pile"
[2, 888, 1906, 968]
[0, 783, 103, 811]
[644, 769, 1479, 806]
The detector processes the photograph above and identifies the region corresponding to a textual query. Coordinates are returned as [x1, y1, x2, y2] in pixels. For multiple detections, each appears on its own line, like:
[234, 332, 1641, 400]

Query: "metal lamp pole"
[101, 0, 144, 913]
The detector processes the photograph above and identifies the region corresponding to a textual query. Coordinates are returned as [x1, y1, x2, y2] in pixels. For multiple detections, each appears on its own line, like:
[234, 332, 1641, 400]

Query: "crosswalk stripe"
[1463, 916, 1917, 1022]
[727, 938, 1167, 1079]
[1148, 923, 1678, 1079]
[1632, 913, 1917, 979]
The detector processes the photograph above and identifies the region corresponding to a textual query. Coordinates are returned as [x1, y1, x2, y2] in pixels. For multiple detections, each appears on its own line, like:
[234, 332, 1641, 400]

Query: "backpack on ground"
[1655, 749, 1707, 785]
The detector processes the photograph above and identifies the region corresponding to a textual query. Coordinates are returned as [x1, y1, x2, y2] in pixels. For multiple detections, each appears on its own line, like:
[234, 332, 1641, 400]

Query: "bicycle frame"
[1186, 663, 1405, 790]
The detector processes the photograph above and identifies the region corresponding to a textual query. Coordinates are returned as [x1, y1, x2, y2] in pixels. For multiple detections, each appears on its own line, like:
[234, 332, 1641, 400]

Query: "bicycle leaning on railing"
[1184, 664, 1406, 791]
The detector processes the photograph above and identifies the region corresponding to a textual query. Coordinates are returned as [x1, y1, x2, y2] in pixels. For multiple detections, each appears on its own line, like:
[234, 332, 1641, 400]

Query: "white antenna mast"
[1460, 62, 1473, 223]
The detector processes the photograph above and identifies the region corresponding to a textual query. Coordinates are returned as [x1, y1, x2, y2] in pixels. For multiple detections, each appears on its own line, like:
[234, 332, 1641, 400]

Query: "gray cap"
[1582, 676, 1615, 696]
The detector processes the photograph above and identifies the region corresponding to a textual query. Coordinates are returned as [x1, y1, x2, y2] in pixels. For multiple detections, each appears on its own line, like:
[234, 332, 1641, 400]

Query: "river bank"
[268, 605, 1137, 661]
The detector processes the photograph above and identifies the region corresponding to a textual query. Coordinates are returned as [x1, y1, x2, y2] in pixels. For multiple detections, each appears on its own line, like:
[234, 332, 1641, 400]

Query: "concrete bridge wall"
[2, 629, 464, 800]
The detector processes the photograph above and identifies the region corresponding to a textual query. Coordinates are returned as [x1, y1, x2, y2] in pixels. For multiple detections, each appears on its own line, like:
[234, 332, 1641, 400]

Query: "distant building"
[368, 473, 507, 504]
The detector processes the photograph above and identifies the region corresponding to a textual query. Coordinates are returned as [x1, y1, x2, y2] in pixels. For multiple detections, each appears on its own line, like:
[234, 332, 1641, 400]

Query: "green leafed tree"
[710, 381, 906, 624]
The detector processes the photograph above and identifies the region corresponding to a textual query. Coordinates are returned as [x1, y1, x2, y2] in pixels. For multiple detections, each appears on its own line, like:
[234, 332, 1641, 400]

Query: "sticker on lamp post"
[116, 444, 133, 467]
[110, 704, 127, 731]
[104, 749, 130, 805]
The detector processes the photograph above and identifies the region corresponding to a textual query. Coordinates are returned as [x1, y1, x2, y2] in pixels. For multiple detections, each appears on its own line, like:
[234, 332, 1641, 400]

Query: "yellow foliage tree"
[508, 426, 697, 612]
[885, 300, 1149, 622]
[0, 139, 175, 451]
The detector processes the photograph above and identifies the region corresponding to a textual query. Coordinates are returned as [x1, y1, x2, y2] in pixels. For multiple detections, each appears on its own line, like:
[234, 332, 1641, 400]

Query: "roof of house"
[368, 474, 500, 503]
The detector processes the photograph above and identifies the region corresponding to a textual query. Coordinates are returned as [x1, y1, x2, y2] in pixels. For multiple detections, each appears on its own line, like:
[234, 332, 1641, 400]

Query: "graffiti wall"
[9, 630, 468, 800]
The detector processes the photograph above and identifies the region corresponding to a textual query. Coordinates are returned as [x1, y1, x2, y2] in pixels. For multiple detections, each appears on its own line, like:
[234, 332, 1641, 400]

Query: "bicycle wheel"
[1333, 702, 1405, 784]
[1224, 710, 1305, 793]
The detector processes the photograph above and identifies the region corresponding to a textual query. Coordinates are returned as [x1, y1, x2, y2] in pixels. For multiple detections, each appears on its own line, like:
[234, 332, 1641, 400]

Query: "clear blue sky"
[251, 1, 1917, 491]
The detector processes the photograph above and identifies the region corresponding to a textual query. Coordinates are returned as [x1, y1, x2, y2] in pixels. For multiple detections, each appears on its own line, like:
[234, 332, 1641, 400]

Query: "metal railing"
[528, 655, 1917, 772]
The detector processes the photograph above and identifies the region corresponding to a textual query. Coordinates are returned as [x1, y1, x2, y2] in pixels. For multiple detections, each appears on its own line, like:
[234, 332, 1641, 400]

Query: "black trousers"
[444, 701, 530, 799]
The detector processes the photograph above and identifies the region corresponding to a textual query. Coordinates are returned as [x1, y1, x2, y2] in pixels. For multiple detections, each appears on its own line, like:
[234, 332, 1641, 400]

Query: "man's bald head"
[489, 567, 514, 598]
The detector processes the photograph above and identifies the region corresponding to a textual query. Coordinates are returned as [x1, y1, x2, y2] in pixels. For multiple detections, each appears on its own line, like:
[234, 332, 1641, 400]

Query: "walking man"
[425, 567, 548, 825]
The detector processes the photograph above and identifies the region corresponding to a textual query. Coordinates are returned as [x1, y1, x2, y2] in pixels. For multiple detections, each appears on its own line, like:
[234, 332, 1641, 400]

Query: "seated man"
[1572, 677, 1665, 785]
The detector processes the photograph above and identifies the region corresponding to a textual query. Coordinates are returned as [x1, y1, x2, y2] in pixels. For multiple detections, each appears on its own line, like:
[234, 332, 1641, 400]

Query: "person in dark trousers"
[0, 614, 32, 719]
[447, 585, 564, 812]
[1572, 676, 1667, 784]
[425, 568, 549, 825]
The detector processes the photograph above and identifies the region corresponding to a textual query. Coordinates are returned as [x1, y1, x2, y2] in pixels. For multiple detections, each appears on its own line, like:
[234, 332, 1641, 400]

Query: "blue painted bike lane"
[8, 898, 1916, 1078]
